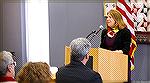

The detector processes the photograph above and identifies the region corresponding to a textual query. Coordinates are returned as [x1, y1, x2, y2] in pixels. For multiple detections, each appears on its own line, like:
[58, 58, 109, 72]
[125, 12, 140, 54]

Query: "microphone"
[95, 25, 104, 35]
[86, 25, 104, 41]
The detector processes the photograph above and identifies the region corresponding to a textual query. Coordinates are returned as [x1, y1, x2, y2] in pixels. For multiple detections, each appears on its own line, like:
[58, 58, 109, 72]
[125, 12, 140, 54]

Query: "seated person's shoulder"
[91, 71, 103, 83]
[91, 71, 100, 77]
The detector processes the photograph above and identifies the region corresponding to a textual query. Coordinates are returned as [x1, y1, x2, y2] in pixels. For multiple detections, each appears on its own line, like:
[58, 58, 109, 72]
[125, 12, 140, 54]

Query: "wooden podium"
[65, 46, 128, 82]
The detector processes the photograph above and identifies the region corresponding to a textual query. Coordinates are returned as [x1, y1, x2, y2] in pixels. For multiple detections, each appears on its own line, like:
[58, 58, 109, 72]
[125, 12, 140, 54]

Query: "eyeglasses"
[11, 61, 16, 66]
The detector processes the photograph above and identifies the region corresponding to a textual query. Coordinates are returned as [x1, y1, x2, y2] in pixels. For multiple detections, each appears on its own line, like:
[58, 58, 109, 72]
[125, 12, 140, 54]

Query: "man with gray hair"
[0, 51, 17, 83]
[56, 38, 102, 83]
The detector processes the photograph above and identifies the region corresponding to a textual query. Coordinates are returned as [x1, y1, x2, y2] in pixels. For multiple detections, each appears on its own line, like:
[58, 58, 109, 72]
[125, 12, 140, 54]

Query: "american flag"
[116, 0, 137, 70]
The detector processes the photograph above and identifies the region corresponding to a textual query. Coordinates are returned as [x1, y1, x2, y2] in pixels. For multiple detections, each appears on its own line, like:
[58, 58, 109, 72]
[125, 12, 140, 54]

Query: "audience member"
[56, 38, 102, 83]
[16, 62, 53, 83]
[0, 51, 17, 83]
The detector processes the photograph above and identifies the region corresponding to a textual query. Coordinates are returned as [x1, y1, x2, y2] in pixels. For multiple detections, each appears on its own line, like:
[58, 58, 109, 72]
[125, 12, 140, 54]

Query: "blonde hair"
[107, 9, 126, 29]
[16, 62, 52, 83]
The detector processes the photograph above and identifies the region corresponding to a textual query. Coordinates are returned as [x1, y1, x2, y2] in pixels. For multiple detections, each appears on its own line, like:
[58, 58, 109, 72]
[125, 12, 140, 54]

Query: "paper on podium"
[98, 48, 128, 82]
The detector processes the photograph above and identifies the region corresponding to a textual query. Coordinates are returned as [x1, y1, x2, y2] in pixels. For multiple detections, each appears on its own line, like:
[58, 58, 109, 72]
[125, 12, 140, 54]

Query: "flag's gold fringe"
[130, 38, 137, 70]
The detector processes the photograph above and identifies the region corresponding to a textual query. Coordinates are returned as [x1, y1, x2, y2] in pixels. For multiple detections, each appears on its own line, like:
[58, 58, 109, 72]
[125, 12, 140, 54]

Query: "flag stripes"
[117, 0, 137, 70]
[118, 0, 132, 14]
[117, 2, 135, 35]
[117, 7, 134, 28]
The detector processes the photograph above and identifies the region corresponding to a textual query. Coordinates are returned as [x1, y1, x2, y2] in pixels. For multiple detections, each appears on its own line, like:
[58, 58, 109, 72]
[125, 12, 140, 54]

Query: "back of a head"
[0, 51, 14, 76]
[70, 38, 91, 61]
[16, 62, 52, 83]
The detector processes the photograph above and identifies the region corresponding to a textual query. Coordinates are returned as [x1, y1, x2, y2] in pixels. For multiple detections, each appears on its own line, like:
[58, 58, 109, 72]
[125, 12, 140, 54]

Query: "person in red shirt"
[0, 51, 17, 83]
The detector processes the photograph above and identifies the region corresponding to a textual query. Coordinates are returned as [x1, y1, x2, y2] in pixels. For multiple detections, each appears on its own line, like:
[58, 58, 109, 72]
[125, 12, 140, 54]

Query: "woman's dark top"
[100, 28, 131, 56]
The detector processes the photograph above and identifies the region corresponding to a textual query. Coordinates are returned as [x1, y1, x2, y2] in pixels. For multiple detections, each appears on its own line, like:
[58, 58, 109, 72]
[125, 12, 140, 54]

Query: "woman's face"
[106, 14, 116, 28]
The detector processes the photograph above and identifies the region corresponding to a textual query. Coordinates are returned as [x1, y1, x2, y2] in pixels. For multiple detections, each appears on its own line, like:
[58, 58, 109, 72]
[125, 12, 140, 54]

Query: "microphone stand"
[89, 34, 97, 42]
[86, 30, 96, 42]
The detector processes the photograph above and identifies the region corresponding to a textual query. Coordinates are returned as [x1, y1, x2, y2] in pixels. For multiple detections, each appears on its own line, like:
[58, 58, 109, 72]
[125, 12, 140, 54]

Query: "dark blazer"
[100, 28, 131, 56]
[56, 60, 102, 83]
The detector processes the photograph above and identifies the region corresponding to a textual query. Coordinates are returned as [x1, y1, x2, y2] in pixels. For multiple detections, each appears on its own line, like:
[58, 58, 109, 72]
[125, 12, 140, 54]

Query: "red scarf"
[0, 76, 16, 82]
[107, 26, 116, 38]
